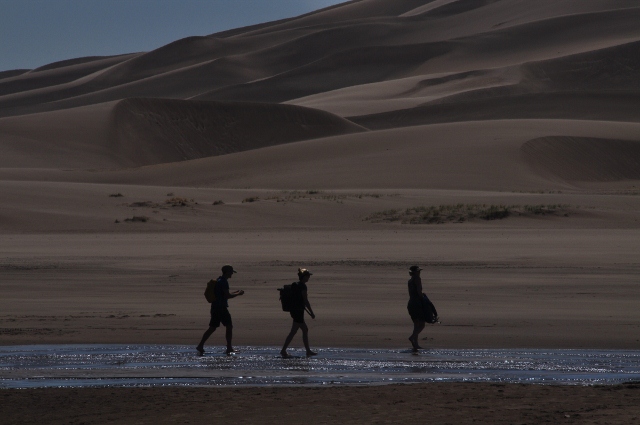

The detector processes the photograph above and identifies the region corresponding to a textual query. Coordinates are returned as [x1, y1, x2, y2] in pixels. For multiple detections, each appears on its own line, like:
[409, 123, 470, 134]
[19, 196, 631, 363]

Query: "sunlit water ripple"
[1, 345, 639, 388]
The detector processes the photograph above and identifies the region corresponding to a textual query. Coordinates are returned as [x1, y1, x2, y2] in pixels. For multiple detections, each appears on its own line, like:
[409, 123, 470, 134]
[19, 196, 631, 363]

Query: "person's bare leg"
[301, 323, 316, 356]
[197, 326, 216, 354]
[225, 325, 234, 355]
[410, 321, 426, 351]
[281, 322, 300, 357]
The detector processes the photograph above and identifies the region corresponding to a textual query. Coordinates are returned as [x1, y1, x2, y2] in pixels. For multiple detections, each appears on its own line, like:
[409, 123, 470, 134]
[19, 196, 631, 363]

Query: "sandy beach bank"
[3, 383, 640, 424]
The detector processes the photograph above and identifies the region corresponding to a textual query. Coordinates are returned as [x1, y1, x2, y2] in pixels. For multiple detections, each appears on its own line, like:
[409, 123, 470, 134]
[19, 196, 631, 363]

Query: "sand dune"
[0, 54, 135, 98]
[3, 119, 635, 192]
[2, 0, 638, 121]
[0, 98, 364, 168]
[110, 98, 365, 166]
[121, 120, 640, 190]
[287, 68, 521, 117]
[522, 137, 640, 182]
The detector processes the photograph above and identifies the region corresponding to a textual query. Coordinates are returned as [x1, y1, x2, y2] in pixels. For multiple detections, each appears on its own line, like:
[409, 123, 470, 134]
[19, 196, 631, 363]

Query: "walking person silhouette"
[407, 265, 426, 352]
[281, 268, 317, 358]
[196, 265, 244, 355]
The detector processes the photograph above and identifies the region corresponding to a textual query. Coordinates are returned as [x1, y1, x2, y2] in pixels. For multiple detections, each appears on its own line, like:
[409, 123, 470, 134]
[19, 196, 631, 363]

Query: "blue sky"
[0, 0, 347, 72]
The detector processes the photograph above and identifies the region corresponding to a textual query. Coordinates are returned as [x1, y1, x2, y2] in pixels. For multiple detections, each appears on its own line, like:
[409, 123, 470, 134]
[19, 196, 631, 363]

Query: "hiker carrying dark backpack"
[280, 268, 317, 358]
[196, 265, 244, 356]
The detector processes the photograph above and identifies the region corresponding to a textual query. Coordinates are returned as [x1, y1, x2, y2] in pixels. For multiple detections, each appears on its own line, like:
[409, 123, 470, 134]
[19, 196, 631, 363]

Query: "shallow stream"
[1, 345, 639, 388]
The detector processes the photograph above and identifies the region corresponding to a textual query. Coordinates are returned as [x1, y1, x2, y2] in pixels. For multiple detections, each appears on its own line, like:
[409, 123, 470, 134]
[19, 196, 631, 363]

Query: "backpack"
[204, 279, 217, 303]
[278, 282, 301, 312]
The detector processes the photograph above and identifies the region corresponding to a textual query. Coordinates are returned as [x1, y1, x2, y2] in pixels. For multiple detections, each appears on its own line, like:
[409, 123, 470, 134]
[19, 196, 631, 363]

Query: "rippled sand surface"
[2, 345, 639, 388]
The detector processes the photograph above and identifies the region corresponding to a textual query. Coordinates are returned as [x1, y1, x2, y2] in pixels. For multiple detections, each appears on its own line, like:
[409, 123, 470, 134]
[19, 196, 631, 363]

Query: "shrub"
[481, 205, 511, 220]
[166, 197, 190, 206]
[364, 204, 570, 224]
[124, 216, 150, 223]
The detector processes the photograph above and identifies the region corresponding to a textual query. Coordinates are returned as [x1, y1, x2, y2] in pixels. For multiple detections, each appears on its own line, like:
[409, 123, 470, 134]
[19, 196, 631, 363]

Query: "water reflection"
[0, 345, 639, 388]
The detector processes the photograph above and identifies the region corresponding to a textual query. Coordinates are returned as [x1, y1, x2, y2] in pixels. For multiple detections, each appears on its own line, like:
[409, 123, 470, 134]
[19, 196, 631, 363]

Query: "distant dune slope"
[0, 54, 137, 101]
[110, 98, 366, 166]
[1, 0, 639, 119]
[350, 37, 640, 128]
[0, 98, 365, 168]
[4, 120, 634, 192]
[522, 137, 640, 182]
[1, 0, 640, 191]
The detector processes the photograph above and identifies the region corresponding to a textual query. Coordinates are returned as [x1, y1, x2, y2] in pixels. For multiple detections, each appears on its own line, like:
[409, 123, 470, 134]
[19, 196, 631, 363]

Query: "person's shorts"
[209, 307, 232, 328]
[290, 309, 305, 324]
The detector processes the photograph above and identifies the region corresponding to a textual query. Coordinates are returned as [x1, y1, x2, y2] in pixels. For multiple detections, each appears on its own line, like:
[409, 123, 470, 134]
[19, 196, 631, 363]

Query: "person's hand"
[311, 313, 316, 319]
[239, 290, 245, 295]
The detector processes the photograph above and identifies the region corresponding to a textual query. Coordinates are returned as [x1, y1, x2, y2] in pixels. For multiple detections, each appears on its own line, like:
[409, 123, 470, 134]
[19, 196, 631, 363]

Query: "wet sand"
[3, 383, 640, 425]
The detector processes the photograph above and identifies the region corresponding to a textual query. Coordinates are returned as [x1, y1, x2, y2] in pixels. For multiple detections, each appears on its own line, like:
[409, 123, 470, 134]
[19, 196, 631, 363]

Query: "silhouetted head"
[409, 265, 422, 276]
[221, 265, 236, 278]
[298, 268, 312, 282]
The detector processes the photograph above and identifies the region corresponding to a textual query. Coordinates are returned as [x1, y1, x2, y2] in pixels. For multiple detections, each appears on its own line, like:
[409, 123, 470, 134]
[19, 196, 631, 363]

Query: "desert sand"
[2, 0, 640, 422]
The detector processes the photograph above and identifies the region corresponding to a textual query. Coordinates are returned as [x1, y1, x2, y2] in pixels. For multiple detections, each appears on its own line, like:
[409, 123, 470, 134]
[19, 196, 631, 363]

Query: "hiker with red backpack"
[280, 268, 317, 358]
[196, 265, 244, 356]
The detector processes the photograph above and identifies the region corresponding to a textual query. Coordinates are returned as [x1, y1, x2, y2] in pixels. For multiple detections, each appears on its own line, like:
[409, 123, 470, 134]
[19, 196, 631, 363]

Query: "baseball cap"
[221, 265, 237, 274]
[298, 268, 313, 276]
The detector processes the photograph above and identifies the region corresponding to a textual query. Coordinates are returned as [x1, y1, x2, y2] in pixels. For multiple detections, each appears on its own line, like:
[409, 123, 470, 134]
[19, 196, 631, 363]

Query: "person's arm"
[224, 289, 244, 299]
[302, 291, 315, 319]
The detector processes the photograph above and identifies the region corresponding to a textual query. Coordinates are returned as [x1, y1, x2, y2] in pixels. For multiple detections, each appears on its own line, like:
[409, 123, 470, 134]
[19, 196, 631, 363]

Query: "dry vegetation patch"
[127, 201, 159, 208]
[364, 204, 571, 224]
[165, 197, 192, 207]
[123, 216, 150, 223]
[264, 190, 390, 203]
